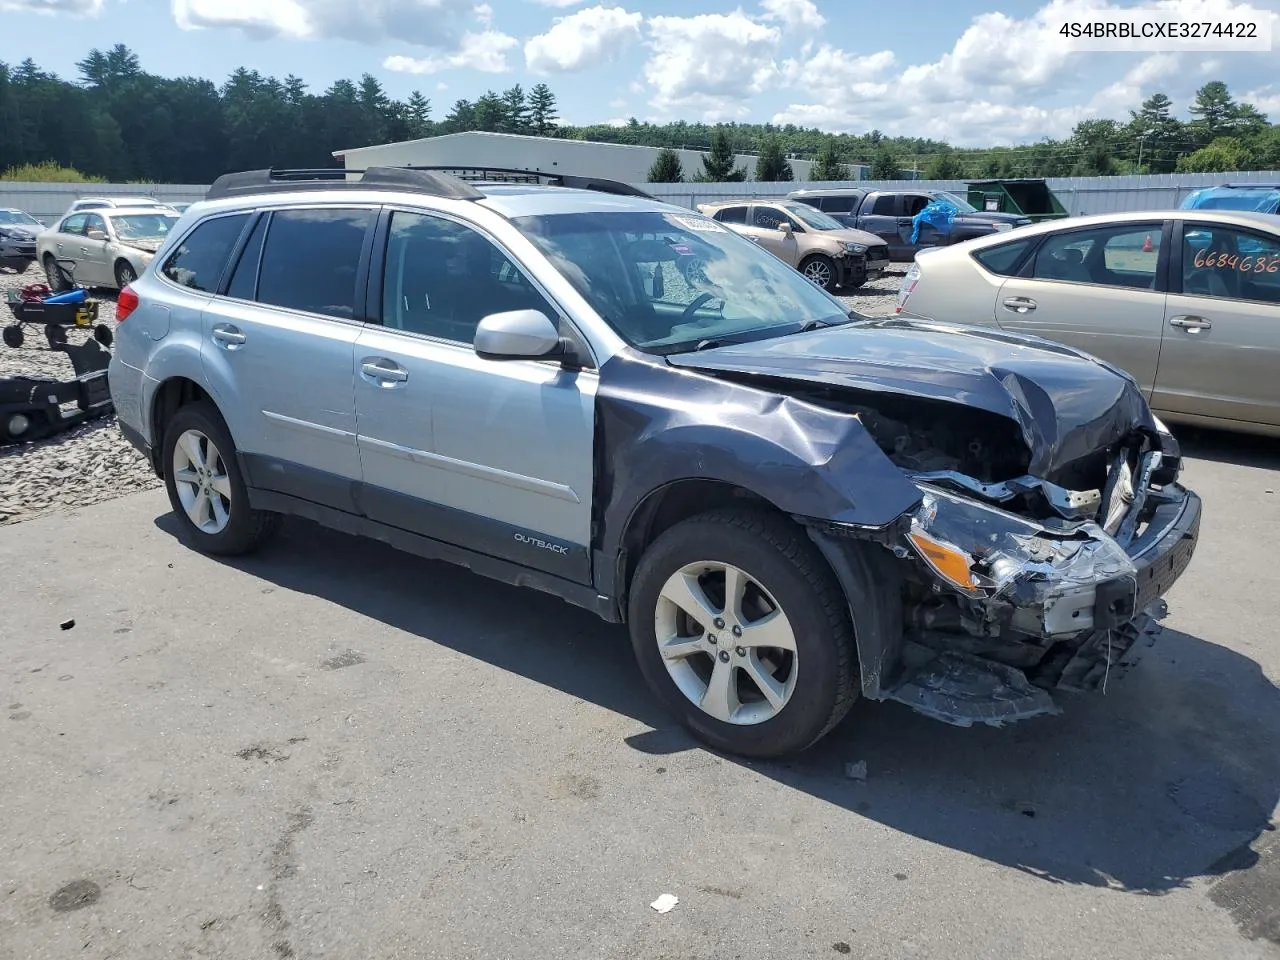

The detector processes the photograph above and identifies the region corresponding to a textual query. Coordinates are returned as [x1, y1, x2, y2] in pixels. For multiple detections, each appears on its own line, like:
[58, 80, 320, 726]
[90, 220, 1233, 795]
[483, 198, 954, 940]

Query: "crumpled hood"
[667, 316, 1159, 477]
[119, 239, 163, 254]
[0, 226, 39, 240]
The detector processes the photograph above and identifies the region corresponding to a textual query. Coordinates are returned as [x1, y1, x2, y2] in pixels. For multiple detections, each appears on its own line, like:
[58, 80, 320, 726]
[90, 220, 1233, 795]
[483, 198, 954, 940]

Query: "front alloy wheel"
[800, 255, 836, 291]
[655, 561, 798, 725]
[171, 429, 233, 534]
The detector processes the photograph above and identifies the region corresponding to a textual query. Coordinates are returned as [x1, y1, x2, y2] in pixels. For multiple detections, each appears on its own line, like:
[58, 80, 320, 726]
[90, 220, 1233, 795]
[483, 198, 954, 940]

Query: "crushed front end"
[816, 419, 1200, 727]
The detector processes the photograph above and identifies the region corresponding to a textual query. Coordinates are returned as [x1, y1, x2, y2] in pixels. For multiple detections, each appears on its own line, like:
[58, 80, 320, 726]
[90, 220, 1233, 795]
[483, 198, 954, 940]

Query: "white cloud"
[1, 0, 102, 14]
[384, 30, 519, 74]
[758, 0, 824, 31]
[529, 0, 585, 6]
[525, 5, 643, 73]
[643, 11, 782, 119]
[475, 1, 491, 25]
[173, 0, 486, 49]
[771, 0, 1280, 144]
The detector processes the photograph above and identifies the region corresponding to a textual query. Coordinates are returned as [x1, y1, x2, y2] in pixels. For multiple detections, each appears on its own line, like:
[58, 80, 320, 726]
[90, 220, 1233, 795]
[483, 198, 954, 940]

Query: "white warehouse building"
[332, 131, 816, 184]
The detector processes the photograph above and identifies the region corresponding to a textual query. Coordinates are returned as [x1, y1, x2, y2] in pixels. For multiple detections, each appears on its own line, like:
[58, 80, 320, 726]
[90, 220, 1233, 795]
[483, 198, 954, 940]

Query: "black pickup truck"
[788, 188, 1032, 262]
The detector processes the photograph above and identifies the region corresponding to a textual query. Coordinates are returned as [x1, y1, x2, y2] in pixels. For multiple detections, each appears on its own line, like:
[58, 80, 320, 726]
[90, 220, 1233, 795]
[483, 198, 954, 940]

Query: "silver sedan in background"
[894, 209, 1280, 437]
[36, 208, 181, 292]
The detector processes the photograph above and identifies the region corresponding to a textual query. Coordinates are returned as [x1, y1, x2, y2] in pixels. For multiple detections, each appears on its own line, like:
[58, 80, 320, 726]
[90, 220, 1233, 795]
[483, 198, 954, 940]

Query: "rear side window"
[821, 195, 857, 214]
[225, 215, 268, 301]
[712, 206, 748, 224]
[870, 195, 897, 216]
[973, 238, 1034, 276]
[161, 213, 249, 291]
[255, 208, 373, 319]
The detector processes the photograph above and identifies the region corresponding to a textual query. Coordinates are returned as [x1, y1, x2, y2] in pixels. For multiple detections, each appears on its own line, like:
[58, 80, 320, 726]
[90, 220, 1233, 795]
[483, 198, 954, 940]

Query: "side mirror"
[474, 309, 564, 362]
[778, 221, 793, 234]
[87, 228, 107, 240]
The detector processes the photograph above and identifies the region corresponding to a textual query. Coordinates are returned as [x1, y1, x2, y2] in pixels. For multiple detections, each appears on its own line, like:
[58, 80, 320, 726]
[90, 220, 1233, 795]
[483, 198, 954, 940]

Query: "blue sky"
[4, 0, 1280, 146]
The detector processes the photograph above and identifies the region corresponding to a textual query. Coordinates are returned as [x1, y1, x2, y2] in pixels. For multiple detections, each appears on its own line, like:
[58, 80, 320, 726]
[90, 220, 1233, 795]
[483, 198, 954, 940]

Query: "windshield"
[513, 210, 851, 354]
[0, 210, 41, 227]
[783, 202, 846, 231]
[932, 191, 979, 213]
[109, 213, 179, 241]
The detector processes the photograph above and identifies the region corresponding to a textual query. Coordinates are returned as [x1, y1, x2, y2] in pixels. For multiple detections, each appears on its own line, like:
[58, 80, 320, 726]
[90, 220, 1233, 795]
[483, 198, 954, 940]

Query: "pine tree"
[528, 82, 558, 136]
[405, 91, 431, 138]
[810, 139, 848, 181]
[501, 84, 529, 133]
[698, 129, 745, 182]
[869, 147, 900, 180]
[473, 90, 506, 132]
[754, 136, 793, 181]
[647, 148, 684, 182]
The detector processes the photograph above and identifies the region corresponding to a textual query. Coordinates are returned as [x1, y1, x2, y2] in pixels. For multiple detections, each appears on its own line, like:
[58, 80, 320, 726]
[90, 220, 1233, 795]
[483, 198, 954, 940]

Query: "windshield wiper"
[694, 338, 722, 351]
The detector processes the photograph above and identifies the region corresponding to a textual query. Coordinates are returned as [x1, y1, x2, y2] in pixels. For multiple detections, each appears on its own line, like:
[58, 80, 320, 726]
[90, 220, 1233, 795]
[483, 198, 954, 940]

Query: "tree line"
[1, 46, 1277, 185]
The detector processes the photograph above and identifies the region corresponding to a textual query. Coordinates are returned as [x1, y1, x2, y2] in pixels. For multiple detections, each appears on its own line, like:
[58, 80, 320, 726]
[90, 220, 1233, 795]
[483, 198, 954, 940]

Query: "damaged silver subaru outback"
[109, 167, 1200, 760]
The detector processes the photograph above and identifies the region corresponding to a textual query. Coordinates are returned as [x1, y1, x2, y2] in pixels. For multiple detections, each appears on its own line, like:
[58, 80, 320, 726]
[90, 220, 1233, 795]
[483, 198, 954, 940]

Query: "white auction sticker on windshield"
[664, 214, 724, 233]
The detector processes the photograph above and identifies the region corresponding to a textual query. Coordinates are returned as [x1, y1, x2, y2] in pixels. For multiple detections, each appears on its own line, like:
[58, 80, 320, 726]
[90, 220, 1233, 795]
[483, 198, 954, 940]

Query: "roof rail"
[205, 165, 654, 203]
[205, 167, 485, 202]
[404, 166, 654, 199]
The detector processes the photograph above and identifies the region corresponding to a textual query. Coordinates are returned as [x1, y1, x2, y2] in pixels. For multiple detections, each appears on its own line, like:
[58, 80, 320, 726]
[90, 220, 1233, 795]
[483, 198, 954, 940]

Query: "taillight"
[116, 285, 139, 322]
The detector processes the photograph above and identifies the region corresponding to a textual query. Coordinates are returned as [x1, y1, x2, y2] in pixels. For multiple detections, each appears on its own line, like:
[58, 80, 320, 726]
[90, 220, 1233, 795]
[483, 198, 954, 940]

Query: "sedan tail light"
[116, 285, 139, 322]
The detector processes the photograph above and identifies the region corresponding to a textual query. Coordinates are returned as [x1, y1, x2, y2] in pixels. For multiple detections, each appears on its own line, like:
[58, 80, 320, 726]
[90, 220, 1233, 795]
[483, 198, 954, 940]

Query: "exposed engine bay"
[795, 386, 1198, 729]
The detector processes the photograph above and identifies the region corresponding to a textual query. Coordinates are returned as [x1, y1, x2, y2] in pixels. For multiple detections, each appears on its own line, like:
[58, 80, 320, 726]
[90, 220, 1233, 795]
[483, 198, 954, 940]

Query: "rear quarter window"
[162, 213, 251, 291]
[972, 237, 1035, 276]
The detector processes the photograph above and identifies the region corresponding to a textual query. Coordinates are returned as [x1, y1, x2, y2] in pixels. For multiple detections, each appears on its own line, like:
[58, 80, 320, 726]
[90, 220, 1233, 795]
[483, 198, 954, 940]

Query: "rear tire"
[627, 507, 858, 759]
[799, 254, 837, 291]
[114, 260, 137, 290]
[43, 255, 70, 293]
[161, 401, 281, 556]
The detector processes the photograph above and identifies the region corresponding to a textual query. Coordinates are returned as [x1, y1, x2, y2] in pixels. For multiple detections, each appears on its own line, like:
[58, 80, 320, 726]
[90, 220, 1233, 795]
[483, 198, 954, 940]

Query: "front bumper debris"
[870, 443, 1200, 727]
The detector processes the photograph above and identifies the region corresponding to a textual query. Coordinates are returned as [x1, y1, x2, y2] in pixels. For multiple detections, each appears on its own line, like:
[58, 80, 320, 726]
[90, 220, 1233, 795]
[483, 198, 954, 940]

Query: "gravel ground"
[0, 264, 160, 525]
[0, 262, 909, 526]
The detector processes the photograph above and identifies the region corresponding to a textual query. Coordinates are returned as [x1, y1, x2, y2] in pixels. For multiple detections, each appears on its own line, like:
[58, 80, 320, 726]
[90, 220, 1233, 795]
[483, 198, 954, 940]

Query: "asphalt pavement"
[1, 427, 1278, 960]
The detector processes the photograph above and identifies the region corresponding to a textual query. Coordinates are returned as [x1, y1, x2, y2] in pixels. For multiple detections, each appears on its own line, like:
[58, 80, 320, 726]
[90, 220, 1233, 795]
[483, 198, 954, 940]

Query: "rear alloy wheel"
[799, 254, 837, 291]
[114, 260, 137, 290]
[162, 401, 281, 556]
[628, 508, 858, 758]
[43, 255, 71, 293]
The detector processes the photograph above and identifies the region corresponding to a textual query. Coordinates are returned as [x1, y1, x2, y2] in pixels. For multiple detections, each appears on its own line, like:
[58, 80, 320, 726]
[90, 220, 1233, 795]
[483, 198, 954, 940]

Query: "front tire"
[628, 508, 857, 759]
[43, 255, 71, 293]
[161, 401, 281, 556]
[798, 254, 837, 291]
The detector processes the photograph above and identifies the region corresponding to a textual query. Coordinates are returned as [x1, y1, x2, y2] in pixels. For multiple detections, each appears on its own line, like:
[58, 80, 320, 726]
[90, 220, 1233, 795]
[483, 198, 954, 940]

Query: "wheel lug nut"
[718, 650, 730, 663]
[735, 646, 745, 658]
[731, 625, 742, 637]
[707, 634, 717, 644]
[714, 618, 725, 630]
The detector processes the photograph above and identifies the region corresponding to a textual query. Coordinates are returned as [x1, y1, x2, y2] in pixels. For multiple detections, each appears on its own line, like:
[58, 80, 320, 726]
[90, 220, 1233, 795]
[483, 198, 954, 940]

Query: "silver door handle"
[1002, 297, 1037, 313]
[1169, 315, 1211, 330]
[361, 360, 408, 382]
[79, 247, 89, 255]
[211, 324, 246, 346]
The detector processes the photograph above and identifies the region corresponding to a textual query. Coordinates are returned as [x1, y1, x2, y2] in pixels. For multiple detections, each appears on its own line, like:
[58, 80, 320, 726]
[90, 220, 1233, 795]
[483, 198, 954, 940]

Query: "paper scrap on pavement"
[649, 893, 679, 913]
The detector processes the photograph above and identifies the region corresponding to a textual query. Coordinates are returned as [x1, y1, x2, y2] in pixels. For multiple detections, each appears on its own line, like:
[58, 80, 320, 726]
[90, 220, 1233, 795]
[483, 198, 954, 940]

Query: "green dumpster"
[965, 179, 1068, 222]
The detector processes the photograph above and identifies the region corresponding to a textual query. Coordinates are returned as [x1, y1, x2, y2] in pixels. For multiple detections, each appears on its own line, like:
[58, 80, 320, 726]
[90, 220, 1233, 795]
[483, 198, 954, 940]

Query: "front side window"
[256, 208, 373, 319]
[752, 206, 796, 230]
[161, 213, 250, 291]
[61, 214, 87, 236]
[513, 209, 850, 353]
[1181, 225, 1280, 303]
[1031, 225, 1161, 289]
[380, 211, 555, 344]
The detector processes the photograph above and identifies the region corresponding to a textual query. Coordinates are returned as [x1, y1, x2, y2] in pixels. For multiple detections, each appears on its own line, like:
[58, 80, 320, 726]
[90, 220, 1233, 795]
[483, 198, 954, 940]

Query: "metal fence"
[0, 182, 209, 224]
[3, 170, 1278, 222]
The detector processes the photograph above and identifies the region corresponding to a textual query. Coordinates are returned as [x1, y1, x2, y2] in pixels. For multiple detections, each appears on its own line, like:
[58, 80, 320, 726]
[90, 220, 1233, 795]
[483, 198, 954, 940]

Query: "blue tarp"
[910, 200, 959, 244]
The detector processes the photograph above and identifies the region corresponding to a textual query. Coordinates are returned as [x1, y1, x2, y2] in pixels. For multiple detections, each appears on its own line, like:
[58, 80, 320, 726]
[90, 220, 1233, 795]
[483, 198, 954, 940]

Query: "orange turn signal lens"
[908, 531, 980, 594]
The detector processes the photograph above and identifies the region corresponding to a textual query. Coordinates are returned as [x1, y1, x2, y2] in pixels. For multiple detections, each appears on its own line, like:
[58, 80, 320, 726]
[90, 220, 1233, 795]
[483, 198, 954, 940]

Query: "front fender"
[594, 352, 923, 561]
